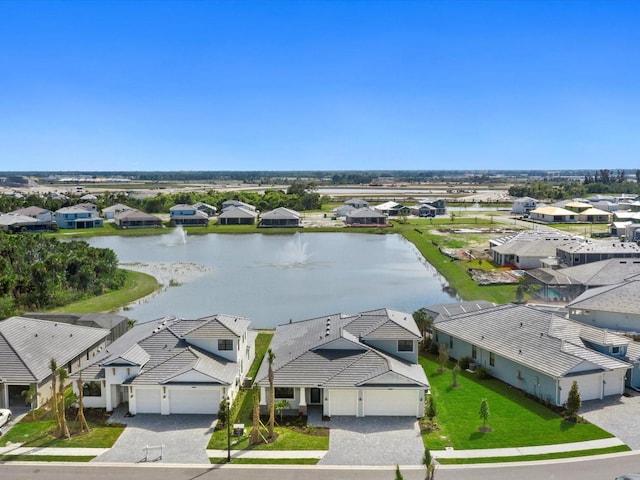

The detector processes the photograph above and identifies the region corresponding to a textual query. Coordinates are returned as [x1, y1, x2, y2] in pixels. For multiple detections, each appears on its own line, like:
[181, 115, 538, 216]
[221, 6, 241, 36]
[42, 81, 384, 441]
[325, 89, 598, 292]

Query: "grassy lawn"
[47, 269, 158, 314]
[437, 445, 630, 464]
[0, 409, 124, 449]
[209, 425, 329, 450]
[0, 455, 96, 462]
[420, 355, 612, 450]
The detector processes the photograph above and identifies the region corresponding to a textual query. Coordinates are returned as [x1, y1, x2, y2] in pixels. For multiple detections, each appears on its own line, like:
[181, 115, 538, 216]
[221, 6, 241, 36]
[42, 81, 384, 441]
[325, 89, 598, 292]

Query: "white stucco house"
[73, 314, 255, 415]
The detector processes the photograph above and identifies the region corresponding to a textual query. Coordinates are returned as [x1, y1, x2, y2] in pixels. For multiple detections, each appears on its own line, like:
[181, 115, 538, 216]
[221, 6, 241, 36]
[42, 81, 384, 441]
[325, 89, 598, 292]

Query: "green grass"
[420, 355, 612, 450]
[436, 445, 630, 464]
[47, 269, 158, 314]
[210, 457, 319, 465]
[208, 426, 329, 450]
[0, 454, 95, 462]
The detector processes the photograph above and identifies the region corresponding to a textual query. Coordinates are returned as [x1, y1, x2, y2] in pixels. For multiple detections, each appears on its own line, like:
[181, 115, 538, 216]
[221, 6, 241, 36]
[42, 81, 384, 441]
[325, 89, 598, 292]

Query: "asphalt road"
[3, 452, 640, 480]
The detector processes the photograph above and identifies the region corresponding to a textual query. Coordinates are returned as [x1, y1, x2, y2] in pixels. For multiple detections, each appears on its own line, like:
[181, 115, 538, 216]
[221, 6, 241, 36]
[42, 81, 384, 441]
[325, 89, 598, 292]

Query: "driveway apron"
[581, 392, 640, 450]
[94, 409, 215, 464]
[315, 416, 424, 466]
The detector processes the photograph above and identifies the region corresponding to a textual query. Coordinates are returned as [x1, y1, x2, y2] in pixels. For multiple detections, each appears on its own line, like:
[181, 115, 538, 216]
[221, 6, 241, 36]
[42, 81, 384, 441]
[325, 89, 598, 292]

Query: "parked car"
[0, 408, 12, 428]
[616, 475, 640, 480]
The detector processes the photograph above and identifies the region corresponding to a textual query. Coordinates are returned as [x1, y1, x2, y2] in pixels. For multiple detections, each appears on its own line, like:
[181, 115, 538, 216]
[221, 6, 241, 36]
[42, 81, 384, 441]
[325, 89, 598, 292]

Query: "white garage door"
[364, 389, 417, 416]
[562, 376, 601, 403]
[136, 388, 161, 413]
[169, 388, 219, 414]
[604, 372, 624, 397]
[329, 389, 358, 416]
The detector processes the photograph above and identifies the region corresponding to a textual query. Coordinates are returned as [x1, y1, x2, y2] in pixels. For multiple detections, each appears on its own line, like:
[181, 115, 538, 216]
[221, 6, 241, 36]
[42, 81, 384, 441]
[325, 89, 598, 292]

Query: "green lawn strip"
[420, 355, 612, 450]
[209, 426, 329, 451]
[47, 269, 158, 314]
[210, 457, 319, 465]
[248, 332, 274, 380]
[0, 422, 124, 448]
[0, 454, 95, 462]
[436, 445, 630, 465]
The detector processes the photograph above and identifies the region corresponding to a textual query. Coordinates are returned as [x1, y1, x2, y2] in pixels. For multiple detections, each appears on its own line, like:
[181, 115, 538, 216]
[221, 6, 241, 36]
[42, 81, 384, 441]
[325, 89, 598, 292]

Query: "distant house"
[22, 312, 130, 344]
[0, 317, 109, 409]
[72, 314, 255, 415]
[54, 206, 104, 229]
[10, 206, 54, 222]
[563, 201, 593, 213]
[115, 209, 162, 229]
[217, 206, 258, 225]
[102, 203, 132, 220]
[334, 204, 357, 218]
[411, 204, 437, 218]
[525, 258, 640, 302]
[259, 207, 301, 228]
[169, 204, 209, 226]
[578, 207, 612, 224]
[529, 206, 578, 223]
[489, 231, 582, 269]
[255, 308, 429, 418]
[75, 202, 98, 213]
[511, 197, 541, 215]
[568, 280, 640, 332]
[344, 198, 369, 209]
[0, 213, 52, 233]
[555, 240, 640, 267]
[432, 304, 630, 405]
[419, 198, 447, 216]
[423, 301, 496, 320]
[193, 201, 217, 217]
[221, 200, 256, 212]
[374, 201, 411, 217]
[345, 207, 389, 227]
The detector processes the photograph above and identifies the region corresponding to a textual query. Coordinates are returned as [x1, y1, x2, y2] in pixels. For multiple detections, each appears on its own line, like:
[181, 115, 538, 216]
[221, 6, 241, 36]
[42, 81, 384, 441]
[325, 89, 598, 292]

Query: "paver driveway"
[315, 415, 424, 466]
[581, 392, 640, 450]
[94, 408, 215, 464]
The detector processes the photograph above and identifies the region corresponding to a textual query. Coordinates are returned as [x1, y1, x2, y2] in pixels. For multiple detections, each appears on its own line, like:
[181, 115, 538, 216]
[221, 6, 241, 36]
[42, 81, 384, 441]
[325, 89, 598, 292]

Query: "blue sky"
[1, 0, 638, 172]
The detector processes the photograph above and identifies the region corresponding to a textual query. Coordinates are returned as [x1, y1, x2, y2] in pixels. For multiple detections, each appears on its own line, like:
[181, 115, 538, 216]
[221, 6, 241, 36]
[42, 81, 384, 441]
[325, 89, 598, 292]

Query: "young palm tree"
[250, 389, 261, 445]
[57, 367, 71, 439]
[267, 348, 276, 440]
[76, 372, 91, 433]
[49, 358, 60, 436]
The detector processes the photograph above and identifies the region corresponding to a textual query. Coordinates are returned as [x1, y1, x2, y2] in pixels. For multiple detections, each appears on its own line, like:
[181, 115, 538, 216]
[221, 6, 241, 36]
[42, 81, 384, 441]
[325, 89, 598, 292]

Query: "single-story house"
[432, 304, 630, 405]
[169, 204, 209, 226]
[489, 231, 582, 269]
[221, 200, 256, 212]
[529, 206, 578, 223]
[567, 280, 640, 332]
[556, 240, 640, 267]
[334, 204, 357, 218]
[255, 308, 429, 418]
[9, 206, 54, 222]
[0, 317, 109, 409]
[72, 314, 255, 415]
[0, 213, 52, 233]
[259, 207, 301, 228]
[23, 312, 130, 344]
[525, 258, 640, 302]
[578, 207, 612, 224]
[115, 209, 162, 229]
[54, 206, 104, 229]
[374, 201, 411, 217]
[563, 201, 593, 214]
[511, 197, 541, 215]
[624, 224, 640, 242]
[345, 207, 389, 227]
[102, 204, 133, 220]
[217, 206, 259, 225]
[344, 198, 369, 209]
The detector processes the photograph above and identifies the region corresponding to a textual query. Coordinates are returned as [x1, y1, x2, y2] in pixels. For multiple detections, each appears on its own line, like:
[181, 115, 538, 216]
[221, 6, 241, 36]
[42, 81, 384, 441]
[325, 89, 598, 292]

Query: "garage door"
[562, 376, 601, 403]
[136, 388, 161, 413]
[329, 389, 358, 416]
[364, 389, 417, 416]
[169, 388, 219, 414]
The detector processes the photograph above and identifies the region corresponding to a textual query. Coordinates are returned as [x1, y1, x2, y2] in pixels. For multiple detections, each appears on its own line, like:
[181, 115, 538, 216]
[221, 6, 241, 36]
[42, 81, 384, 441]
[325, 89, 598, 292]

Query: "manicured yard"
[210, 457, 319, 465]
[420, 355, 613, 450]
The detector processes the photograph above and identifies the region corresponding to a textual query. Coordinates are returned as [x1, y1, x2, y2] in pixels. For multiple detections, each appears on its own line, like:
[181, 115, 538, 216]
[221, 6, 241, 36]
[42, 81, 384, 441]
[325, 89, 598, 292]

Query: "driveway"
[94, 407, 215, 464]
[313, 415, 424, 466]
[581, 392, 640, 450]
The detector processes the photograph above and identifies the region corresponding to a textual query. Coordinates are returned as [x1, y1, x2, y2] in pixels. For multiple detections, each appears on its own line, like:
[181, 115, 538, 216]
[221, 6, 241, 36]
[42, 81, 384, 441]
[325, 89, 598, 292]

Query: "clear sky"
[1, 0, 638, 172]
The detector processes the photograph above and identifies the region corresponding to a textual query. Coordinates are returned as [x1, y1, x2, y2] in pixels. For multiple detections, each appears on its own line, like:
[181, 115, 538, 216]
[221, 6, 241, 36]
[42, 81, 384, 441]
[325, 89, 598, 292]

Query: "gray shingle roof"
[218, 206, 259, 219]
[567, 280, 640, 314]
[255, 308, 427, 388]
[261, 207, 300, 220]
[434, 304, 630, 378]
[0, 317, 109, 383]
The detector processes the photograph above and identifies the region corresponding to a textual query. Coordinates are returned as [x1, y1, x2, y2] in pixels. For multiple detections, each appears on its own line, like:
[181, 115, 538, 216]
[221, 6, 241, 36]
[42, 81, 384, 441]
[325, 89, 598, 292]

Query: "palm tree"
[267, 348, 276, 440]
[49, 358, 60, 436]
[76, 372, 91, 433]
[57, 367, 71, 439]
[249, 389, 261, 445]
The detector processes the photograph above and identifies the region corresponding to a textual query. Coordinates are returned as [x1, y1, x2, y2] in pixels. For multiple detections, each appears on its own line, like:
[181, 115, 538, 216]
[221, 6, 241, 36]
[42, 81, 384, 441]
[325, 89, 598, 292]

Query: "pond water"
[86, 232, 457, 329]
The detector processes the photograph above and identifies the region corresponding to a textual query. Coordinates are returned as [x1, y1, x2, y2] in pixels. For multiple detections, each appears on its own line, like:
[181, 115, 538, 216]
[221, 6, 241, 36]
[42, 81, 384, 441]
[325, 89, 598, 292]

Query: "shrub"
[458, 356, 472, 370]
[475, 366, 492, 379]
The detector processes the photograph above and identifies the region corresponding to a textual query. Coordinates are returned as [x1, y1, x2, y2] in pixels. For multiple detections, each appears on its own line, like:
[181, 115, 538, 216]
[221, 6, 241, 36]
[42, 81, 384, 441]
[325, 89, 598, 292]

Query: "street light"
[226, 397, 231, 463]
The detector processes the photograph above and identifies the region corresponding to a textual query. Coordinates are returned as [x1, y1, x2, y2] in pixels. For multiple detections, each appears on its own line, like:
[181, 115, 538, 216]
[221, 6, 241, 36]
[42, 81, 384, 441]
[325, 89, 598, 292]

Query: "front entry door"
[310, 388, 321, 404]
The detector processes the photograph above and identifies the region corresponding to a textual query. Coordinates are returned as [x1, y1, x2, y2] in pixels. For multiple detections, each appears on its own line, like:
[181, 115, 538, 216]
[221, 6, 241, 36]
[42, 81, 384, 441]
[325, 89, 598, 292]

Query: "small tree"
[394, 464, 404, 480]
[413, 309, 433, 338]
[217, 397, 229, 428]
[76, 373, 91, 433]
[274, 399, 290, 424]
[565, 380, 582, 422]
[437, 343, 449, 373]
[426, 396, 437, 420]
[50, 358, 60, 436]
[478, 398, 490, 431]
[451, 363, 461, 388]
[423, 448, 436, 480]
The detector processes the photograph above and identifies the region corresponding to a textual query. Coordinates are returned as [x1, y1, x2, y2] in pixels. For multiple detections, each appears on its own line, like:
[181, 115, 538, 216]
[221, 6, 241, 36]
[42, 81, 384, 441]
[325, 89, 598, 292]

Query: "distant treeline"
[0, 233, 125, 318]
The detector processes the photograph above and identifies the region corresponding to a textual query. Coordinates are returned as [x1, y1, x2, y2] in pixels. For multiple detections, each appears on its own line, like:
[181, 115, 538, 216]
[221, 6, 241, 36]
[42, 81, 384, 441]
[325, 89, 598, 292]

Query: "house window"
[471, 345, 477, 359]
[612, 346, 620, 354]
[449, 337, 453, 349]
[398, 340, 413, 352]
[274, 387, 294, 399]
[434, 332, 439, 342]
[489, 352, 495, 367]
[83, 381, 102, 397]
[218, 339, 233, 351]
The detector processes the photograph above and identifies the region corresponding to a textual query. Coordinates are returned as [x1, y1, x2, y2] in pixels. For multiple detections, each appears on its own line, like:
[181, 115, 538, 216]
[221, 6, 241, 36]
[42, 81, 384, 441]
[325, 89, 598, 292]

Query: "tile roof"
[567, 280, 640, 314]
[261, 207, 300, 220]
